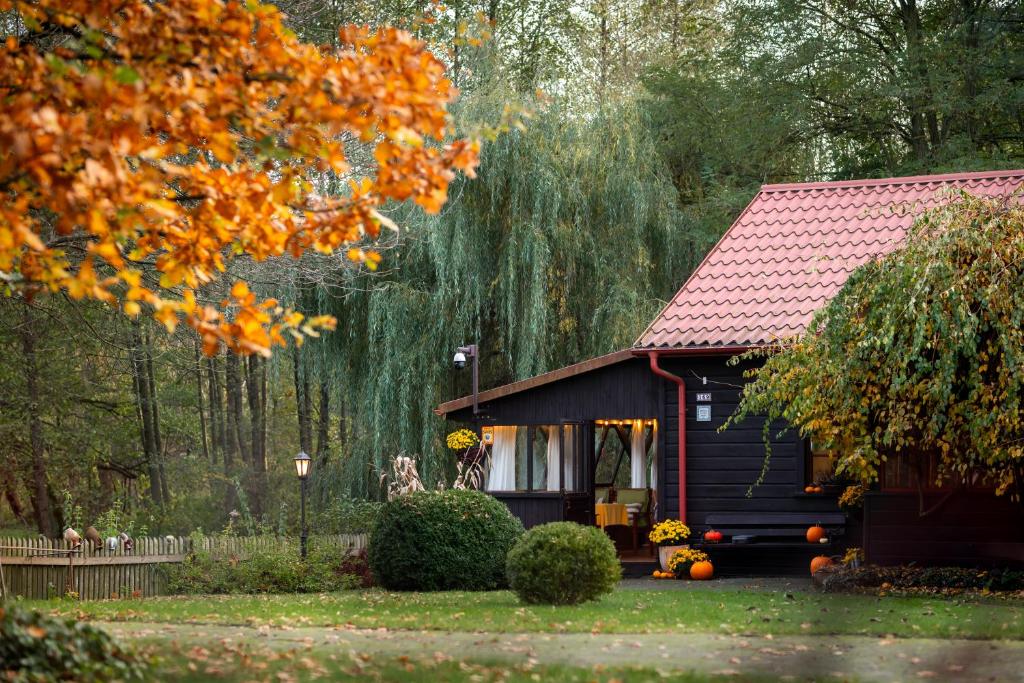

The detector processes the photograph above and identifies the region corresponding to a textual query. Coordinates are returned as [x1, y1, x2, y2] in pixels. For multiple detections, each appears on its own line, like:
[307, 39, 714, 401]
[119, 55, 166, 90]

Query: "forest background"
[1, 0, 1022, 537]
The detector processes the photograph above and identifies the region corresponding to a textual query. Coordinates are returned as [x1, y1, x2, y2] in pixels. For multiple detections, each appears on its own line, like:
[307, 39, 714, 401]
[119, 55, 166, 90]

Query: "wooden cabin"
[437, 170, 1024, 574]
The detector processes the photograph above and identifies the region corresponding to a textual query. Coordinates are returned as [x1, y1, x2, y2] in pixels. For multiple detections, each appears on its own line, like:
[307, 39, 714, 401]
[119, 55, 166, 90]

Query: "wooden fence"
[0, 534, 367, 601]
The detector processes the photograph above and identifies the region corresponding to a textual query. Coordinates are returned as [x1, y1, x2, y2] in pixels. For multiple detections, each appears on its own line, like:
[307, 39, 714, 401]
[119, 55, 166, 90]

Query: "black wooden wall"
[452, 354, 839, 531]
[657, 356, 839, 528]
[447, 357, 661, 425]
[864, 492, 1024, 567]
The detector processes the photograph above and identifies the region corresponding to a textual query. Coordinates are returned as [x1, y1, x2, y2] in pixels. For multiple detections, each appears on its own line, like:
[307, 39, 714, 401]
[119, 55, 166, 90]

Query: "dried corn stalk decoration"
[381, 450, 487, 499]
[381, 454, 425, 501]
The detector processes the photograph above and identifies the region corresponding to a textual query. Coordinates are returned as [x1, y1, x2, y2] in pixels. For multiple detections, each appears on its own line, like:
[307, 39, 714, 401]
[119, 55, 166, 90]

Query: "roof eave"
[630, 344, 755, 356]
[435, 348, 635, 418]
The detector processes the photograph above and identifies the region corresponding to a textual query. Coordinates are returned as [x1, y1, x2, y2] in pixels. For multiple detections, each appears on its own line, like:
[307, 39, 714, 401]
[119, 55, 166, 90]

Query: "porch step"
[619, 557, 659, 577]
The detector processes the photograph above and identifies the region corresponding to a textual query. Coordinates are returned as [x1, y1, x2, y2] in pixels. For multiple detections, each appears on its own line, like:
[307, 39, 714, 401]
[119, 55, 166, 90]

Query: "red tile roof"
[636, 169, 1024, 349]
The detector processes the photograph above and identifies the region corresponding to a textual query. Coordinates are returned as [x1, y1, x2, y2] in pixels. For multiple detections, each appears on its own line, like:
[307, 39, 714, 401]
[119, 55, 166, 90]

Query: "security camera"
[453, 351, 467, 369]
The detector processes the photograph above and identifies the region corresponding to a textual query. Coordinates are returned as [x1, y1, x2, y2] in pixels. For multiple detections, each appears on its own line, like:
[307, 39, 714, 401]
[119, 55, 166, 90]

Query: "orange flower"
[0, 0, 479, 356]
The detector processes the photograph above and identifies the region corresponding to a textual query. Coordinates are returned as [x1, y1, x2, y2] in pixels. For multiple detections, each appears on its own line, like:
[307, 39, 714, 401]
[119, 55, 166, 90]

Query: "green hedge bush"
[313, 495, 382, 535]
[166, 542, 368, 594]
[367, 489, 524, 591]
[0, 604, 148, 682]
[820, 564, 1024, 593]
[506, 522, 621, 605]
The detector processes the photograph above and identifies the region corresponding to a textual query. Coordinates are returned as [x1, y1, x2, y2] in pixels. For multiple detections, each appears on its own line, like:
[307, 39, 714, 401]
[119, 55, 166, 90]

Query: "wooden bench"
[695, 512, 846, 549]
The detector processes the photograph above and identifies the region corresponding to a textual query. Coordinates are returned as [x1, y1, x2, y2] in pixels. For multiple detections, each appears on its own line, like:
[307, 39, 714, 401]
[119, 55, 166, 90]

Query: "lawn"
[28, 584, 1024, 640]
[150, 642, 749, 683]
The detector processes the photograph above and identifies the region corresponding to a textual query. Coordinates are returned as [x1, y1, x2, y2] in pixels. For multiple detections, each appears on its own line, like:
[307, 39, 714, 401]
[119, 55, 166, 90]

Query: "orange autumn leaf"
[0, 0, 479, 356]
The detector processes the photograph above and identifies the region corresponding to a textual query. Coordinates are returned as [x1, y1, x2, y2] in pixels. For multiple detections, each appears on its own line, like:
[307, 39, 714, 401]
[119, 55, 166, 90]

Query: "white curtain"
[649, 421, 658, 491]
[630, 420, 647, 488]
[563, 425, 577, 490]
[486, 426, 517, 492]
[546, 426, 561, 491]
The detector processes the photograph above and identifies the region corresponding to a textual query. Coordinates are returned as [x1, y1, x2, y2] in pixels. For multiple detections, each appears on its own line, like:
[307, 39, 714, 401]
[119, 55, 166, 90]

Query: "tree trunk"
[337, 384, 347, 453]
[293, 348, 313, 454]
[207, 354, 225, 465]
[195, 338, 210, 462]
[16, 306, 54, 535]
[598, 2, 609, 106]
[1, 459, 27, 523]
[143, 326, 170, 505]
[959, 0, 981, 147]
[899, 0, 934, 161]
[452, 1, 461, 85]
[225, 352, 249, 466]
[129, 320, 163, 507]
[670, 0, 679, 56]
[315, 376, 330, 465]
[209, 352, 234, 509]
[245, 355, 267, 514]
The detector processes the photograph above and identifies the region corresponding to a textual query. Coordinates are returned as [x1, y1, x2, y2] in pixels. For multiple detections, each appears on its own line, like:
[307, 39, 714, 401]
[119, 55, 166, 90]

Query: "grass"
[26, 585, 1024, 640]
[148, 642, 749, 683]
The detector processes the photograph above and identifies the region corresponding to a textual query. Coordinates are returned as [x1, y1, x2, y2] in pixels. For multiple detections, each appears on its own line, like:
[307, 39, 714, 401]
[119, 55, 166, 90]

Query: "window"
[594, 419, 657, 490]
[806, 439, 835, 486]
[881, 451, 947, 491]
[530, 427, 549, 490]
[483, 424, 582, 492]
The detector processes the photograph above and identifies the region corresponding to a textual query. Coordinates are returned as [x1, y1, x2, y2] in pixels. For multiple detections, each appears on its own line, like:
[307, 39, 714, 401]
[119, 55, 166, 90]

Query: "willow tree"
[728, 194, 1024, 507]
[297, 96, 709, 497]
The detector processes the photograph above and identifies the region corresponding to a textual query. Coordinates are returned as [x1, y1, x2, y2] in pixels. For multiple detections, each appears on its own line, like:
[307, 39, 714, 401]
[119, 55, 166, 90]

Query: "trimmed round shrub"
[368, 489, 524, 591]
[0, 605, 149, 682]
[506, 521, 621, 605]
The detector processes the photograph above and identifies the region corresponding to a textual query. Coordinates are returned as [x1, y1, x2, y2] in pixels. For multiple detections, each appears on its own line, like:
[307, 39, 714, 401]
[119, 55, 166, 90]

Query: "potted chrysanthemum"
[648, 519, 691, 571]
[667, 547, 710, 579]
[446, 428, 483, 465]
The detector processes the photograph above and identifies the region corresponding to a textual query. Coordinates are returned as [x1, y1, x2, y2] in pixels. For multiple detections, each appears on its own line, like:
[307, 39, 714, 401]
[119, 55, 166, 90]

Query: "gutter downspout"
[647, 351, 686, 524]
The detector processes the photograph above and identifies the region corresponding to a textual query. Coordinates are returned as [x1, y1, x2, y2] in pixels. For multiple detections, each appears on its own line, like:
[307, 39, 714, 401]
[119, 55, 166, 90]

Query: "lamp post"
[453, 344, 479, 414]
[293, 451, 311, 560]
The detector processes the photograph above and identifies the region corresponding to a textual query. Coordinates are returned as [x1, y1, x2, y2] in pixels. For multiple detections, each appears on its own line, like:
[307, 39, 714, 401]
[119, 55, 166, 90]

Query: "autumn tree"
[727, 194, 1024, 508]
[0, 0, 478, 357]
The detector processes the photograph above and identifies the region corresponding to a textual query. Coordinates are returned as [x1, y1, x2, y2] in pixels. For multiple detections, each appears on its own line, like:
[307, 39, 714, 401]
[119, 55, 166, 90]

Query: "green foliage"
[720, 0, 1024, 176]
[726, 194, 1024, 496]
[92, 500, 146, 540]
[821, 564, 1024, 593]
[307, 98, 700, 493]
[506, 521, 621, 605]
[312, 496, 381, 535]
[4, 0, 1023, 542]
[367, 489, 524, 591]
[165, 542, 367, 594]
[0, 604, 148, 682]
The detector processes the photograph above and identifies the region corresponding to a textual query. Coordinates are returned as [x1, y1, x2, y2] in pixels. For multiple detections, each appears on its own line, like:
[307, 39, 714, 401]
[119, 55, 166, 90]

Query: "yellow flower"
[667, 548, 709, 575]
[446, 428, 479, 451]
[648, 520, 691, 545]
[838, 484, 866, 509]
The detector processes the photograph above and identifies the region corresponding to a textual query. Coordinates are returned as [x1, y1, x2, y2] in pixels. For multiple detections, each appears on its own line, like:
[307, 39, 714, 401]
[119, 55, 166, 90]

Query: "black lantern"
[293, 451, 311, 559]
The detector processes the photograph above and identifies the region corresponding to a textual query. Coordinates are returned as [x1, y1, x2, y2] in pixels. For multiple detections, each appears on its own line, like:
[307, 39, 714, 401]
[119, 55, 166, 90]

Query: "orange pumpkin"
[689, 560, 714, 581]
[806, 525, 826, 543]
[810, 555, 833, 575]
[804, 485, 815, 494]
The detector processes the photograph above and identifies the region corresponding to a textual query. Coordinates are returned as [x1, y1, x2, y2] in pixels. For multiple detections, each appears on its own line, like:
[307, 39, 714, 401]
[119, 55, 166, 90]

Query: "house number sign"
[696, 405, 712, 422]
[696, 393, 712, 402]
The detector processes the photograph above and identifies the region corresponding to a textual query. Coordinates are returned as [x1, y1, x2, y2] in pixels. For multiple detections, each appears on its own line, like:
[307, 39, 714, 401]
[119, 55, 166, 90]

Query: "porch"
[481, 417, 660, 570]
